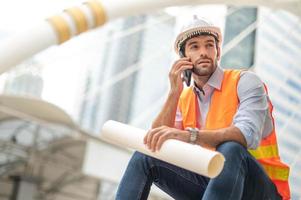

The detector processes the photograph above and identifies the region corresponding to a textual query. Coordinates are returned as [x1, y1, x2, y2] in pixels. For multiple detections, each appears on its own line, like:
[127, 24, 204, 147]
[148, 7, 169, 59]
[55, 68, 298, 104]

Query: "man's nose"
[198, 47, 208, 57]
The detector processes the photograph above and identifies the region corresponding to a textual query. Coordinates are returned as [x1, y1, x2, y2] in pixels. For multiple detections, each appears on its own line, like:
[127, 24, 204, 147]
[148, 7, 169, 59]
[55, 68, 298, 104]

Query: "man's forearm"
[196, 126, 247, 149]
[152, 90, 181, 128]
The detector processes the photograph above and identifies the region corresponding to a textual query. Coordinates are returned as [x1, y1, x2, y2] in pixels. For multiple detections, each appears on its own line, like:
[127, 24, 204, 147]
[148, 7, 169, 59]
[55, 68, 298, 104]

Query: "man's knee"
[129, 151, 155, 168]
[216, 141, 247, 159]
[215, 142, 250, 177]
[130, 151, 148, 164]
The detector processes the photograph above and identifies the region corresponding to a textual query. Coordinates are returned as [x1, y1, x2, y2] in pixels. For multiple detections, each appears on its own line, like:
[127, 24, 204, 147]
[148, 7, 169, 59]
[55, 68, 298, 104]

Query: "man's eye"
[190, 45, 198, 49]
[206, 43, 214, 48]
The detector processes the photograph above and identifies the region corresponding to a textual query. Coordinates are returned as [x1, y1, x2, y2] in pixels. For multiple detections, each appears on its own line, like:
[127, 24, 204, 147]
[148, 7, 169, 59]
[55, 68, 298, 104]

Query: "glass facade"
[222, 6, 301, 199]
[78, 12, 176, 199]
[79, 12, 176, 132]
[221, 7, 257, 69]
[255, 7, 301, 199]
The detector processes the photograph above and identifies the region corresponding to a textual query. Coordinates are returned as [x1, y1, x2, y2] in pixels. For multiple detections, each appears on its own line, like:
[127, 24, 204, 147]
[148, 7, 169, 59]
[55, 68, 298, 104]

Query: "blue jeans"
[116, 142, 281, 200]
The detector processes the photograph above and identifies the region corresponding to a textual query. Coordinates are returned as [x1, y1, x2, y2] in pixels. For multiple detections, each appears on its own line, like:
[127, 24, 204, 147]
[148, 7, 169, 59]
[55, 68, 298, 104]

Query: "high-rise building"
[255, 7, 301, 199]
[79, 12, 176, 132]
[221, 7, 257, 69]
[78, 12, 176, 199]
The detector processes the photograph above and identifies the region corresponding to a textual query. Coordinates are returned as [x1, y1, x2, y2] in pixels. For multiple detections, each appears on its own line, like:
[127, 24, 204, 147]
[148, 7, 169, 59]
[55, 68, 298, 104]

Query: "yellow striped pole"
[47, 16, 71, 44]
[84, 1, 106, 27]
[0, 0, 110, 74]
[47, 0, 107, 44]
[65, 7, 89, 35]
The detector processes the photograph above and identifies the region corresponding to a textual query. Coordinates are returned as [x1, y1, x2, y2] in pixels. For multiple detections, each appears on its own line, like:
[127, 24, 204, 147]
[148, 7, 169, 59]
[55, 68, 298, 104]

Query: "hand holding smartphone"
[179, 51, 192, 87]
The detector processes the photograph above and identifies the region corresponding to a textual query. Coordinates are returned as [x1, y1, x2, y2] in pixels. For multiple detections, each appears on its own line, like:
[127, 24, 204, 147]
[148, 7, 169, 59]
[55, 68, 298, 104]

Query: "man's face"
[184, 35, 220, 77]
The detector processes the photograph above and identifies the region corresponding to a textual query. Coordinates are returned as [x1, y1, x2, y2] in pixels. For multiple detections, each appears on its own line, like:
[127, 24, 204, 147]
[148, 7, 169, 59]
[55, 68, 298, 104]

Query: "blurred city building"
[0, 2, 300, 200]
[255, 7, 301, 199]
[3, 60, 43, 97]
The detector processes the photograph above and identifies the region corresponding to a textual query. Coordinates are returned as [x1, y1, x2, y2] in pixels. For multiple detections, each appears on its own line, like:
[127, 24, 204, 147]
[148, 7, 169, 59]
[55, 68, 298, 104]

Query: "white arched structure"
[0, 94, 168, 199]
[0, 0, 300, 74]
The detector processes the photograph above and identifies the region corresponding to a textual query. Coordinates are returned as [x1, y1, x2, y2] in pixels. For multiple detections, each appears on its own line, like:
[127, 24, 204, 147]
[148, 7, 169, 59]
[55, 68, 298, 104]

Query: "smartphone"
[179, 51, 192, 87]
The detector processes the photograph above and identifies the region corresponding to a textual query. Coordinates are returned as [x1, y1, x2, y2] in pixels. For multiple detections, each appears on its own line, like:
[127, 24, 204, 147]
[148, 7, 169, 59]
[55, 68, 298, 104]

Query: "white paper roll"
[100, 120, 225, 178]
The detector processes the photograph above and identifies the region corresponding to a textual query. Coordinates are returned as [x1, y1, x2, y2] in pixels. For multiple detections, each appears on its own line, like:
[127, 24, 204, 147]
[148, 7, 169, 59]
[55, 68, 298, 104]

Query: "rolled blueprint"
[100, 120, 225, 178]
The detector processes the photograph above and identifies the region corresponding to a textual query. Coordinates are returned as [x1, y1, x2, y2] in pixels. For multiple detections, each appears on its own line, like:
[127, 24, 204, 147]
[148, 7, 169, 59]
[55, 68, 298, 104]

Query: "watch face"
[187, 127, 198, 143]
[190, 132, 197, 141]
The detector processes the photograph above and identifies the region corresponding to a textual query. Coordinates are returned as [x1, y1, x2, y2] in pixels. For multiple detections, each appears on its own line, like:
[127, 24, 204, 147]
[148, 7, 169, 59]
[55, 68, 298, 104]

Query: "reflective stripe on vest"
[249, 143, 279, 159]
[259, 160, 290, 181]
[178, 69, 290, 199]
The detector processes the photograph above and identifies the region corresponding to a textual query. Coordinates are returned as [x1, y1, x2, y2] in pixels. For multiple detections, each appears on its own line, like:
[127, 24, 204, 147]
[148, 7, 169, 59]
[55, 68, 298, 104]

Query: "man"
[116, 16, 290, 200]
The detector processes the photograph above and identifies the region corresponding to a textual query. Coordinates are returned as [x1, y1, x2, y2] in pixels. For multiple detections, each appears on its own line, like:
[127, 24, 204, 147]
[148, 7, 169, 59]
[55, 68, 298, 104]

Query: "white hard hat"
[174, 15, 222, 55]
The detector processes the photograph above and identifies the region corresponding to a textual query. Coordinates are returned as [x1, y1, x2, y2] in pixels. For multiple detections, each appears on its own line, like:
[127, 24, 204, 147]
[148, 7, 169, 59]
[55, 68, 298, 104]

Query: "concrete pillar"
[10, 176, 38, 200]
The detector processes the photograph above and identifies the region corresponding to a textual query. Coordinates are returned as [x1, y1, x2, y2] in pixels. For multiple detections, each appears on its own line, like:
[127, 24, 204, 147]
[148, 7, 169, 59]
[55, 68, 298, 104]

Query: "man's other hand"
[143, 126, 189, 152]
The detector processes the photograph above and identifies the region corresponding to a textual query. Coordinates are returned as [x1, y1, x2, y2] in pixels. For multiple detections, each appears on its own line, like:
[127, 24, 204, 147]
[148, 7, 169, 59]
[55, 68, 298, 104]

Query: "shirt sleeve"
[174, 107, 184, 129]
[233, 71, 273, 149]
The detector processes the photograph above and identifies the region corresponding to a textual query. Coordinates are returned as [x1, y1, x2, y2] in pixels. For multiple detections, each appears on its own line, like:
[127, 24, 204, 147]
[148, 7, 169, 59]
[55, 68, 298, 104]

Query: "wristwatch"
[185, 127, 199, 144]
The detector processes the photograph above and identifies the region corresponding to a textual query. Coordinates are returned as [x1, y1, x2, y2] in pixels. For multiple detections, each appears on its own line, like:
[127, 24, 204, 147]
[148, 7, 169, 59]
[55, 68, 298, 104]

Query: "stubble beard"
[192, 58, 218, 77]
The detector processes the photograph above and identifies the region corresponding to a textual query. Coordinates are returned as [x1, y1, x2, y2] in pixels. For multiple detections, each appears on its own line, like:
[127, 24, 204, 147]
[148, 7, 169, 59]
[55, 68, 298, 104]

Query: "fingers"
[168, 58, 194, 93]
[171, 59, 193, 75]
[156, 131, 171, 151]
[144, 126, 164, 152]
[144, 127, 181, 152]
[174, 65, 193, 75]
[150, 130, 165, 151]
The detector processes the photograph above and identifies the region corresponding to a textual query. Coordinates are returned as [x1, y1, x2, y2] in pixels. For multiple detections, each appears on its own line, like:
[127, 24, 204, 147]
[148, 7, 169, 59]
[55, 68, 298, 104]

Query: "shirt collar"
[207, 66, 224, 90]
[193, 66, 224, 91]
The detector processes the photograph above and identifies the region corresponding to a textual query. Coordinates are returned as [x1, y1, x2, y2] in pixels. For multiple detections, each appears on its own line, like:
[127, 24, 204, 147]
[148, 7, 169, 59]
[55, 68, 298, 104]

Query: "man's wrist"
[185, 127, 199, 144]
[169, 88, 182, 96]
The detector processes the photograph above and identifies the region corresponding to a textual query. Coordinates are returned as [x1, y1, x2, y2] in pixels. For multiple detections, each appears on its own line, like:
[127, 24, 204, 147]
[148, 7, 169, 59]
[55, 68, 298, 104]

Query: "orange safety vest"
[178, 69, 290, 199]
